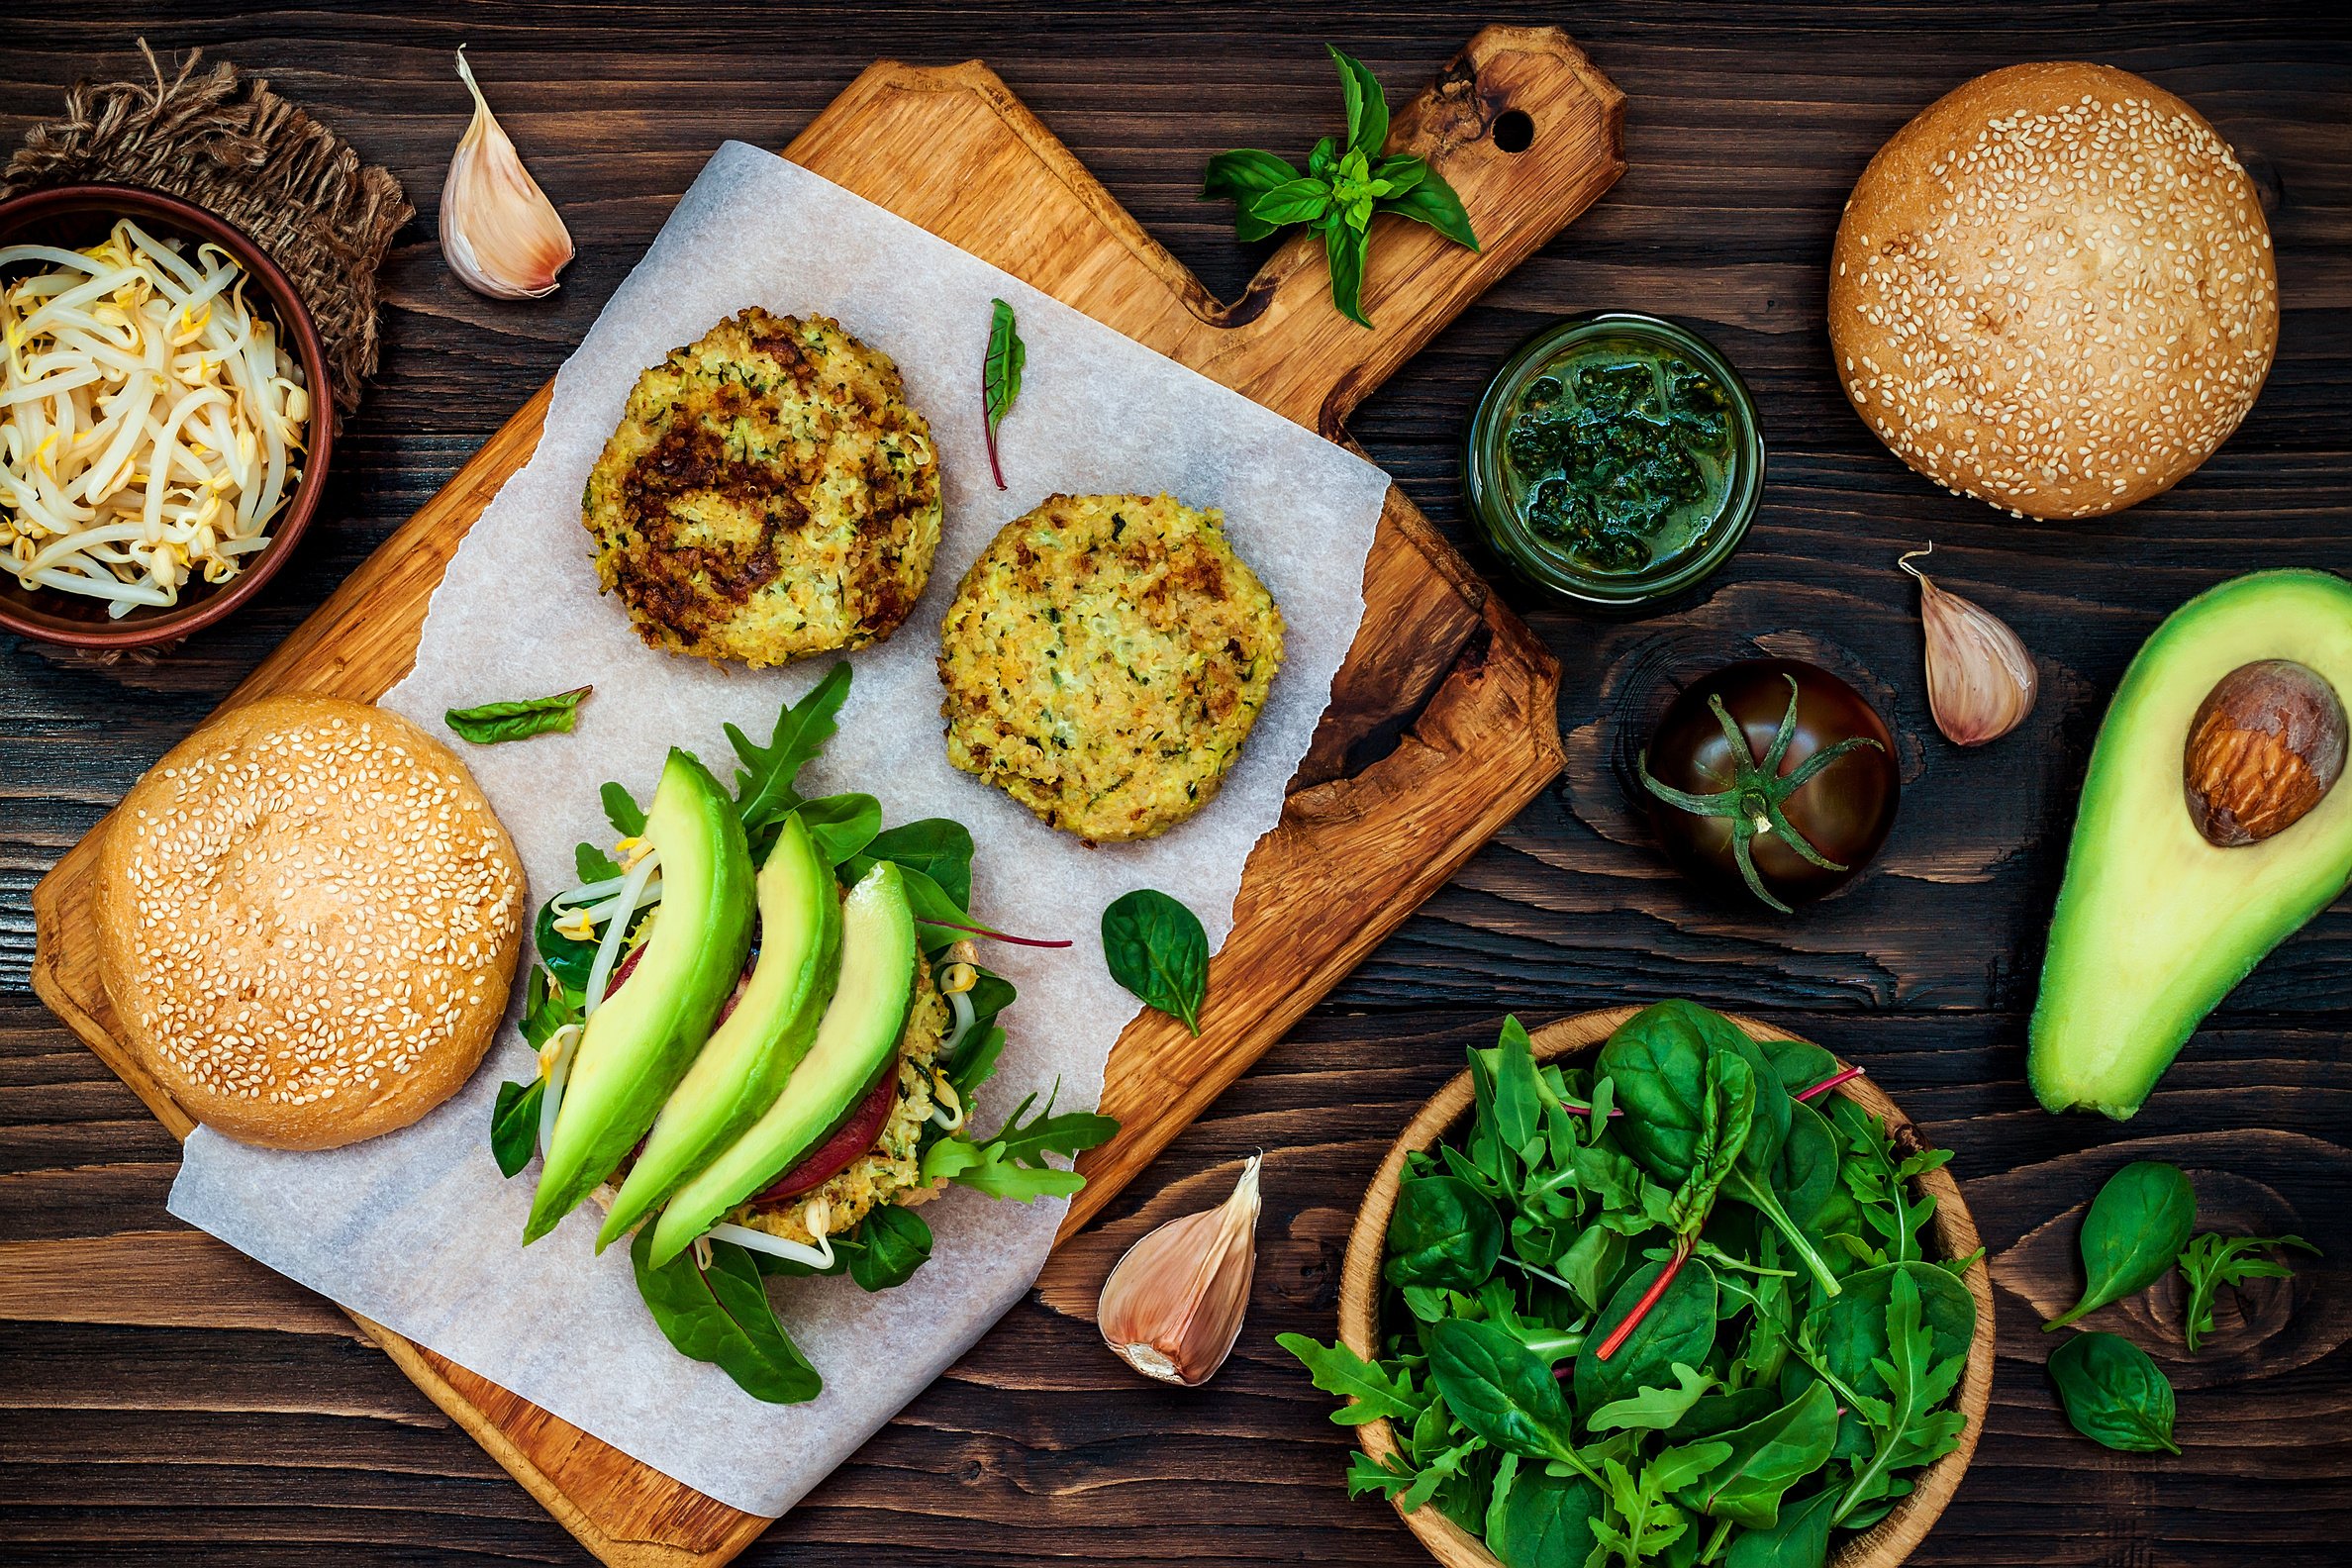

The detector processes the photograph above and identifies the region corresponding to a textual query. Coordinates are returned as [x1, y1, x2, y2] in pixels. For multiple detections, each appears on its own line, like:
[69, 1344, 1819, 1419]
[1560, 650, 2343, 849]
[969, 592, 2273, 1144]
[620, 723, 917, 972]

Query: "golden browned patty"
[937, 493, 1285, 842]
[582, 308, 941, 666]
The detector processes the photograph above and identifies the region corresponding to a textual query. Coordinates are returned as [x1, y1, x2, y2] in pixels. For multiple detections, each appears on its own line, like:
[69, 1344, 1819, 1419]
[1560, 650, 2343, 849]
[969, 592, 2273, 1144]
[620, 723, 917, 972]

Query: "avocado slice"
[645, 860, 917, 1266]
[597, 814, 842, 1247]
[2030, 570, 2352, 1118]
[525, 749, 754, 1240]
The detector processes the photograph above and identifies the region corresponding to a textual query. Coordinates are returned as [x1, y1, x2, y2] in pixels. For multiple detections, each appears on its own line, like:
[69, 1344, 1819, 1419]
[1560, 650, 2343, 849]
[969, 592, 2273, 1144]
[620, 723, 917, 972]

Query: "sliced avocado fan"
[646, 860, 917, 1267]
[525, 749, 754, 1241]
[598, 814, 842, 1248]
[2030, 570, 2352, 1118]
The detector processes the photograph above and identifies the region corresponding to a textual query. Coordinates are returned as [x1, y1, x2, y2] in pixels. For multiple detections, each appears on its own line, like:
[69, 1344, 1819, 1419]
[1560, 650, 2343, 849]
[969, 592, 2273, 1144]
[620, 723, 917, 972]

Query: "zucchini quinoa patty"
[937, 493, 1285, 842]
[582, 308, 940, 667]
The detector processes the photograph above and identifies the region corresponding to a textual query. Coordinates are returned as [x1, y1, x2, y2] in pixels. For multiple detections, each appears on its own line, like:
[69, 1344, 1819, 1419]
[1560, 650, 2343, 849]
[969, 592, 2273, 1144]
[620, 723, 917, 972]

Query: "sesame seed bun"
[1829, 62, 2278, 521]
[95, 695, 525, 1150]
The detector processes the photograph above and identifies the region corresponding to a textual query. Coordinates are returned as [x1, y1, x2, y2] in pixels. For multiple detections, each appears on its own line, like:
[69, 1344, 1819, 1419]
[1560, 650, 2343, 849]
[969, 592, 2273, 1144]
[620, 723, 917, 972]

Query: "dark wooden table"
[5, 4, 2349, 1563]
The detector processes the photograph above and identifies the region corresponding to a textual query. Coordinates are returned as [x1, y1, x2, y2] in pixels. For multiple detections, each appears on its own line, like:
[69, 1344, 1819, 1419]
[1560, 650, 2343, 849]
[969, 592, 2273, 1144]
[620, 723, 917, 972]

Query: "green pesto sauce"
[1500, 338, 1736, 577]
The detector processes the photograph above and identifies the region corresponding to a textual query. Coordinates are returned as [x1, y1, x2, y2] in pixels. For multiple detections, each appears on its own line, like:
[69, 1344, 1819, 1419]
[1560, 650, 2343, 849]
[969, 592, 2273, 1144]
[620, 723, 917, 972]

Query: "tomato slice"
[753, 1068, 898, 1206]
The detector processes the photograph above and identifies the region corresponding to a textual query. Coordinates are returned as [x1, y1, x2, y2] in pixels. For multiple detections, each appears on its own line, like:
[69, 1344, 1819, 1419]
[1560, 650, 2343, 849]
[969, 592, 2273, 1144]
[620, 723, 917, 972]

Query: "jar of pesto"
[1463, 312, 1762, 611]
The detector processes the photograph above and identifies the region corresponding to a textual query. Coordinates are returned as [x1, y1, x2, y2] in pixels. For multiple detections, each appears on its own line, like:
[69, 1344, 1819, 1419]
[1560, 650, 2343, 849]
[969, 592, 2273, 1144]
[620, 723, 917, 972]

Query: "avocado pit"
[2184, 659, 2347, 847]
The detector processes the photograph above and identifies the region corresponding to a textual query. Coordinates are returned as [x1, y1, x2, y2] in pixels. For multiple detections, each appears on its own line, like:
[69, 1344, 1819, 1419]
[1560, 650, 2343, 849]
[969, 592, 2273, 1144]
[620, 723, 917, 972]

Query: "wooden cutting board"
[29, 26, 1620, 1566]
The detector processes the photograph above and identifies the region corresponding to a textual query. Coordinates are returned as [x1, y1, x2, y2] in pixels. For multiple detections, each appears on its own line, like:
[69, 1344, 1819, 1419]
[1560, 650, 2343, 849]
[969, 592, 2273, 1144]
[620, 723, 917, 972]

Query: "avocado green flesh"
[597, 815, 842, 1248]
[647, 861, 917, 1266]
[525, 750, 753, 1241]
[2030, 570, 2352, 1119]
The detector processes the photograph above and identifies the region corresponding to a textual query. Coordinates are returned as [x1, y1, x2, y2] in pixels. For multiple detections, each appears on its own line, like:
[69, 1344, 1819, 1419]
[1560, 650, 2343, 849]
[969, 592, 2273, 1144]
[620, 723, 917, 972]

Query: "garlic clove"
[441, 48, 574, 300]
[1900, 544, 2037, 746]
[1098, 1153, 1261, 1387]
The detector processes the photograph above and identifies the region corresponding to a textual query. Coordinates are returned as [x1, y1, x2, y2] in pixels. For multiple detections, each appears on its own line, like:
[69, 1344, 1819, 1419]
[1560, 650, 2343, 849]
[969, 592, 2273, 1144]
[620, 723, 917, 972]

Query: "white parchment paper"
[166, 143, 1389, 1517]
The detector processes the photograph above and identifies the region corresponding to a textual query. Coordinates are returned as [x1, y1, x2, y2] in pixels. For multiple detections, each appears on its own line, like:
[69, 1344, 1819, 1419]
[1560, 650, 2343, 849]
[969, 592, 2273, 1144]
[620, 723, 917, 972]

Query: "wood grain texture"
[6, 4, 2352, 1566]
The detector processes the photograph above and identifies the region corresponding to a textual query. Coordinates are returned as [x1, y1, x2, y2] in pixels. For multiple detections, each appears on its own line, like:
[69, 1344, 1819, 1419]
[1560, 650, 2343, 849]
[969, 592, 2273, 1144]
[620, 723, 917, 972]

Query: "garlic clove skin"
[1098, 1153, 1261, 1387]
[1901, 545, 2037, 746]
[441, 48, 574, 301]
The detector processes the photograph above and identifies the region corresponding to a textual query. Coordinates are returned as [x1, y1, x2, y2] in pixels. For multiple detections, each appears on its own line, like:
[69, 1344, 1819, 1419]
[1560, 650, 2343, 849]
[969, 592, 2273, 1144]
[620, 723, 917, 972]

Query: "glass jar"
[1463, 311, 1763, 612]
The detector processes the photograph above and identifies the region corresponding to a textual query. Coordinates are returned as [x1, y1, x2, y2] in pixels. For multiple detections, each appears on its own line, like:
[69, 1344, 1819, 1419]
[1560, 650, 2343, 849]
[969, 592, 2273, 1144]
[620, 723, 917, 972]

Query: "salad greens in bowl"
[1289, 1001, 1992, 1568]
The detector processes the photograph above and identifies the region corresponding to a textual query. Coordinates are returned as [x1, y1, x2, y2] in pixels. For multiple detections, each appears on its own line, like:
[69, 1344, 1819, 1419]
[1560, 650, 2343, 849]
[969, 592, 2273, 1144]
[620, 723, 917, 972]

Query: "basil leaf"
[1101, 888, 1209, 1033]
[1248, 176, 1337, 228]
[845, 1205, 932, 1291]
[1379, 167, 1480, 250]
[444, 685, 590, 744]
[1372, 151, 1426, 200]
[1327, 46, 1390, 161]
[2046, 1160, 2197, 1329]
[1323, 219, 1370, 328]
[600, 780, 646, 836]
[630, 1230, 821, 1404]
[982, 298, 1025, 487]
[2177, 1230, 2318, 1353]
[793, 793, 881, 866]
[1202, 147, 1301, 201]
[490, 1078, 543, 1178]
[2047, 1329, 2181, 1454]
[1277, 1332, 1422, 1425]
[1428, 1318, 1584, 1467]
[1487, 1459, 1602, 1568]
[574, 842, 622, 883]
[1386, 1175, 1504, 1293]
[726, 661, 850, 836]
[1572, 1257, 1719, 1419]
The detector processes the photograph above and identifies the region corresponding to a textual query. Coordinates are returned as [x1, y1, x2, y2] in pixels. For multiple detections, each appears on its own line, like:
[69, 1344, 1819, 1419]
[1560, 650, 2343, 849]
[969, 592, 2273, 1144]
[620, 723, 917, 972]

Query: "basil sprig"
[444, 685, 591, 744]
[1202, 45, 1478, 327]
[1101, 888, 1210, 1033]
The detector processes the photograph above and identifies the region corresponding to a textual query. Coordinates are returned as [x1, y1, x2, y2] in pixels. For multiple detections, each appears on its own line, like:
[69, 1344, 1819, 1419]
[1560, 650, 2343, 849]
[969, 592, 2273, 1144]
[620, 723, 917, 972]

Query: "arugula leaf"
[793, 793, 881, 866]
[490, 1078, 543, 1178]
[1588, 1362, 1715, 1433]
[920, 1085, 1117, 1201]
[444, 685, 590, 745]
[1101, 888, 1210, 1033]
[2177, 1230, 2318, 1353]
[1835, 1267, 1971, 1520]
[600, 780, 646, 836]
[1278, 1332, 1424, 1424]
[727, 662, 850, 836]
[575, 842, 622, 883]
[630, 1230, 821, 1404]
[2046, 1160, 2197, 1330]
[1591, 1448, 1716, 1567]
[982, 298, 1026, 490]
[1345, 1449, 1420, 1500]
[2046, 1329, 2179, 1455]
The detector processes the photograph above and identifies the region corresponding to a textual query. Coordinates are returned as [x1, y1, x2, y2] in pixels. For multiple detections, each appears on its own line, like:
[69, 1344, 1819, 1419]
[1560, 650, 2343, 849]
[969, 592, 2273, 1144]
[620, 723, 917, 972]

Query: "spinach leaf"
[1428, 1318, 1592, 1476]
[630, 1229, 820, 1404]
[793, 792, 881, 866]
[2046, 1160, 2197, 1329]
[920, 1085, 1117, 1201]
[1101, 888, 1210, 1034]
[727, 662, 850, 836]
[2047, 1329, 2180, 1454]
[2177, 1231, 2319, 1353]
[1773, 1099, 1841, 1227]
[1675, 1379, 1837, 1528]
[519, 964, 580, 1047]
[1277, 1332, 1423, 1424]
[1487, 1458, 1603, 1568]
[489, 1078, 543, 1178]
[533, 896, 599, 995]
[982, 298, 1025, 489]
[1834, 1267, 1971, 1521]
[858, 820, 976, 907]
[1470, 1015, 1546, 1165]
[1386, 1175, 1505, 1294]
[1723, 1486, 1837, 1568]
[1756, 1035, 1841, 1101]
[1556, 1225, 1626, 1317]
[600, 780, 646, 836]
[1589, 1362, 1715, 1433]
[1573, 1257, 1719, 1418]
[844, 1204, 932, 1291]
[444, 685, 590, 744]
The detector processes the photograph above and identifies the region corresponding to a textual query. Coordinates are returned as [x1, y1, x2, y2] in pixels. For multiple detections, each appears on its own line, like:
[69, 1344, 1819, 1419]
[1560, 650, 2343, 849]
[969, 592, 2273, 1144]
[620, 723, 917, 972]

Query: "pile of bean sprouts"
[0, 219, 308, 617]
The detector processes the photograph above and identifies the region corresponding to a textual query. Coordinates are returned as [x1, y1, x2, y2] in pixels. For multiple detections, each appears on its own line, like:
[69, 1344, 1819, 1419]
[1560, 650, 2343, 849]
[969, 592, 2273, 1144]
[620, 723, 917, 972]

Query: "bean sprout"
[1, 219, 307, 617]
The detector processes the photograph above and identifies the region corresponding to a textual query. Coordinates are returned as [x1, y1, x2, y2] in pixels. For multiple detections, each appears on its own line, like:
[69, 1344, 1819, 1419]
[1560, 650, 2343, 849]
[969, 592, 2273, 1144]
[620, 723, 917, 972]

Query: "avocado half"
[2030, 570, 2352, 1119]
[525, 750, 754, 1241]
[646, 860, 917, 1267]
[597, 813, 842, 1248]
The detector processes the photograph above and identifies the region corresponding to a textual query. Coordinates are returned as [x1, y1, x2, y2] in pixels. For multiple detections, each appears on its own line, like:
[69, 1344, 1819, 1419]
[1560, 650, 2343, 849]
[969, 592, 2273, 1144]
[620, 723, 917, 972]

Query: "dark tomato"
[1639, 658, 1899, 911]
[752, 1066, 899, 1206]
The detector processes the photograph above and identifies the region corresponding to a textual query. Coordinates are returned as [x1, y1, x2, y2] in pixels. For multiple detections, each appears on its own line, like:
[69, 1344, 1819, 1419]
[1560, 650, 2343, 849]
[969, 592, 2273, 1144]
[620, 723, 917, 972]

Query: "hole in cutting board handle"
[1492, 109, 1535, 153]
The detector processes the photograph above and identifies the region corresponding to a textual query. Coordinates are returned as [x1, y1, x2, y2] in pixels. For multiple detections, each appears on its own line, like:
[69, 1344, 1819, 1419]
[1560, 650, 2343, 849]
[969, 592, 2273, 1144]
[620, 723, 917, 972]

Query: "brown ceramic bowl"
[1339, 1007, 1996, 1568]
[0, 183, 332, 649]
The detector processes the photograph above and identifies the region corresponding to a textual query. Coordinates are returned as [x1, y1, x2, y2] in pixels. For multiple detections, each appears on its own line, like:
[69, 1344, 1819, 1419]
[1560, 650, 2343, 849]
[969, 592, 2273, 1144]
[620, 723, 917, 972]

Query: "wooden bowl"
[0, 183, 334, 650]
[1338, 1007, 1995, 1568]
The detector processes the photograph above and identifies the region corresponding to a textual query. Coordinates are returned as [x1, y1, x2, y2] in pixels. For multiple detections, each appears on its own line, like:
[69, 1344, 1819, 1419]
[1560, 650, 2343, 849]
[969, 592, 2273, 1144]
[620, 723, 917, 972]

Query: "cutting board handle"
[1204, 26, 1625, 436]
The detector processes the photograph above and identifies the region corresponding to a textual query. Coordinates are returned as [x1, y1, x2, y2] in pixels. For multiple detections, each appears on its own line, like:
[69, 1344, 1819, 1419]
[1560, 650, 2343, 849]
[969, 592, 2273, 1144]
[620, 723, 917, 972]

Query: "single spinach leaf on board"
[489, 1078, 544, 1178]
[982, 298, 1026, 489]
[630, 1230, 821, 1404]
[1675, 1379, 1838, 1528]
[2177, 1231, 2319, 1353]
[793, 793, 881, 866]
[1834, 1267, 1971, 1523]
[2047, 1330, 2181, 1454]
[2047, 1161, 2199, 1329]
[1589, 1362, 1715, 1433]
[1277, 1332, 1423, 1425]
[444, 685, 590, 744]
[575, 841, 623, 883]
[601, 780, 646, 836]
[1386, 1175, 1505, 1294]
[1101, 888, 1210, 1034]
[727, 662, 851, 836]
[1487, 1458, 1603, 1568]
[1427, 1318, 1591, 1475]
[1573, 1256, 1720, 1418]
[844, 1204, 932, 1291]
[1724, 1486, 1838, 1568]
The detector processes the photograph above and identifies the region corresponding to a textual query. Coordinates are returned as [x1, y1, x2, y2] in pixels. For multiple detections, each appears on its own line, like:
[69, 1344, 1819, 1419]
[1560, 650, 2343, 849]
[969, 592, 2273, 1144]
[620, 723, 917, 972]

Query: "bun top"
[95, 695, 525, 1150]
[1829, 61, 2277, 521]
